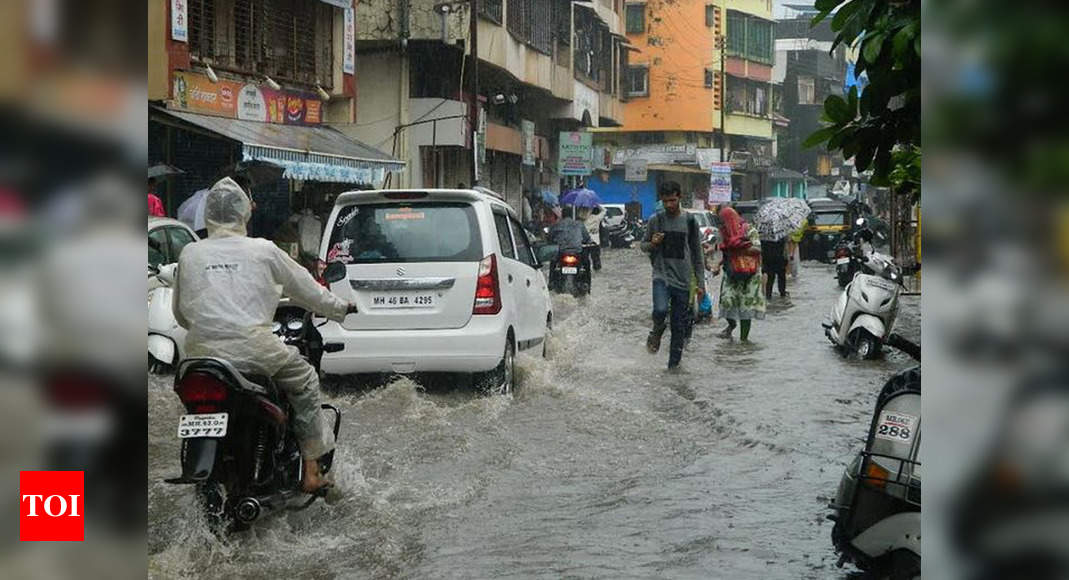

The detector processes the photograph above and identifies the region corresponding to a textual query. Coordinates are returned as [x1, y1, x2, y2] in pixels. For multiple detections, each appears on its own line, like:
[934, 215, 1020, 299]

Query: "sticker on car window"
[385, 208, 426, 221]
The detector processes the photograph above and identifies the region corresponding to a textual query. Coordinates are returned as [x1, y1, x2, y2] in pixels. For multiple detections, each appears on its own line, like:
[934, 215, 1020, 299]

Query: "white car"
[317, 188, 553, 394]
[601, 204, 626, 228]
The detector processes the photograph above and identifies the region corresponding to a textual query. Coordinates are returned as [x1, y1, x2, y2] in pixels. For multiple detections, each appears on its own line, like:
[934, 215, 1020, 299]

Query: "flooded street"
[148, 247, 920, 579]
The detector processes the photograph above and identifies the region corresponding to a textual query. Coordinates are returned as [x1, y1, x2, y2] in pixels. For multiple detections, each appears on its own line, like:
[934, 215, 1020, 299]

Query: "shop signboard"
[172, 0, 188, 42]
[343, 8, 355, 75]
[708, 162, 732, 203]
[624, 159, 647, 182]
[558, 131, 593, 176]
[173, 71, 322, 125]
[522, 120, 535, 166]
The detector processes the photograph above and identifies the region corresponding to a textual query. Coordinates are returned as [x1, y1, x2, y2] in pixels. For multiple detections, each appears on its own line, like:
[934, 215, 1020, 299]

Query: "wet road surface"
[148, 247, 920, 579]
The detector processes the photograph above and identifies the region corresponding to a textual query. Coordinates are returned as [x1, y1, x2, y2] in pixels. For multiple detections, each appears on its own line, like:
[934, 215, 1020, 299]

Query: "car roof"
[148, 217, 194, 231]
[332, 188, 519, 219]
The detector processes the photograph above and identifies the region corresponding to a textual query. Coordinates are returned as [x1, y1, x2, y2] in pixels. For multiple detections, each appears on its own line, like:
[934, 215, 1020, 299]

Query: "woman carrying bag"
[714, 207, 766, 341]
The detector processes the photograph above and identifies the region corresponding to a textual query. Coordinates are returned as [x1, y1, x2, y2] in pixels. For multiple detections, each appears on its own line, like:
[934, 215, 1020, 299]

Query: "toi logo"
[20, 471, 84, 541]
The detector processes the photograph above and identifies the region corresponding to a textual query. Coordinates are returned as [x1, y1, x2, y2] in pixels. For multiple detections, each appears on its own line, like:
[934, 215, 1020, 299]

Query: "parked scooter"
[548, 243, 596, 297]
[823, 250, 904, 359]
[163, 263, 348, 534]
[148, 263, 186, 374]
[834, 218, 879, 288]
[829, 333, 921, 579]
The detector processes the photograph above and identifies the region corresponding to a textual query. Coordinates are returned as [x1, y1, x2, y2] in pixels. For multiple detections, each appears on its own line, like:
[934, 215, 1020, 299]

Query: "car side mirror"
[535, 243, 559, 265]
[323, 261, 347, 284]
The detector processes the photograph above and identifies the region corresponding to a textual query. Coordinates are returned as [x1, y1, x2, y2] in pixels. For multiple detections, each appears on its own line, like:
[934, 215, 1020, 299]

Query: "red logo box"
[20, 471, 84, 541]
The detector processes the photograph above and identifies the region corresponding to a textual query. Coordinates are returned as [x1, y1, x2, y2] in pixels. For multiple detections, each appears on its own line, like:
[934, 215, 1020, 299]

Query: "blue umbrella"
[560, 187, 602, 208]
[540, 190, 559, 206]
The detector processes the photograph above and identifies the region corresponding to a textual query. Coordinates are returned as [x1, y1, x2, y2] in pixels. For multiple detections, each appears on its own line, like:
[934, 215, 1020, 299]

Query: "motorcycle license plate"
[177, 413, 228, 438]
[874, 411, 916, 444]
[369, 293, 436, 309]
[836, 257, 850, 265]
[561, 267, 578, 274]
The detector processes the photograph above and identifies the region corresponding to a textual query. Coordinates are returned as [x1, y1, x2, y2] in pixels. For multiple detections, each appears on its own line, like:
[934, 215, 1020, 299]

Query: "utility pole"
[469, 0, 480, 185]
[717, 32, 726, 163]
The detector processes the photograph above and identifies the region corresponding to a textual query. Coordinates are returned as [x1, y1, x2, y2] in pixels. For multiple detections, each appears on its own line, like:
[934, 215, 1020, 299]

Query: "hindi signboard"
[522, 120, 535, 166]
[558, 131, 593, 176]
[708, 162, 732, 203]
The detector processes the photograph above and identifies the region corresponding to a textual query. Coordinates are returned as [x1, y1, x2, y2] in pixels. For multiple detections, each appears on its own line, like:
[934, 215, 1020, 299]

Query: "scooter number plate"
[836, 257, 850, 265]
[177, 413, 228, 438]
[874, 411, 916, 444]
[561, 267, 578, 274]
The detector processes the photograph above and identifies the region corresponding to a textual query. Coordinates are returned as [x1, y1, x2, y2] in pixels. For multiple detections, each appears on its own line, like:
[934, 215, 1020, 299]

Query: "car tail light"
[175, 372, 228, 413]
[561, 254, 580, 266]
[473, 254, 502, 315]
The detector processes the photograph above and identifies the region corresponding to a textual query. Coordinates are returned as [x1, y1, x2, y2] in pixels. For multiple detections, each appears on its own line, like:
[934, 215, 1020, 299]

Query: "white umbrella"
[754, 197, 811, 241]
[176, 188, 209, 232]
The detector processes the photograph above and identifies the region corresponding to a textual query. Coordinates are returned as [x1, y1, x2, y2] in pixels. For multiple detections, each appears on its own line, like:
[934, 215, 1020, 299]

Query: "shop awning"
[647, 164, 709, 175]
[153, 107, 406, 185]
[317, 0, 353, 8]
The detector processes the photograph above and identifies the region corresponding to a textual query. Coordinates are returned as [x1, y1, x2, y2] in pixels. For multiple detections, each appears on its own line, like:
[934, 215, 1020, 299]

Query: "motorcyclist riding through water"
[548, 206, 594, 260]
[172, 177, 357, 493]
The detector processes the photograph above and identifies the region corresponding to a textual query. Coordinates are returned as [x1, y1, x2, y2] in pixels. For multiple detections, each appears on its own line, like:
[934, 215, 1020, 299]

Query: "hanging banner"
[708, 162, 732, 203]
[172, 71, 240, 117]
[343, 8, 355, 75]
[521, 120, 535, 166]
[558, 131, 593, 176]
[625, 159, 647, 182]
[172, 0, 188, 42]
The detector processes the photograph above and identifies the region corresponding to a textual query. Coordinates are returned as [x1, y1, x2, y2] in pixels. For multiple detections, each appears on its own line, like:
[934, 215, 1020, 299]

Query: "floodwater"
[148, 247, 920, 579]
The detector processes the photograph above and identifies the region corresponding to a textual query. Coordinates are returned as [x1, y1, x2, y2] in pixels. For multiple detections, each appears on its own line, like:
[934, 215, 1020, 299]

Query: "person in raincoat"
[787, 220, 806, 279]
[173, 177, 356, 493]
[714, 206, 765, 341]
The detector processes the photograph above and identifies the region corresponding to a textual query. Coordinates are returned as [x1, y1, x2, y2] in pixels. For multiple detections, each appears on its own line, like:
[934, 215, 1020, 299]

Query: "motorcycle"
[823, 250, 904, 359]
[148, 263, 186, 374]
[834, 218, 879, 288]
[548, 243, 596, 297]
[163, 262, 348, 534]
[829, 333, 921, 579]
[603, 220, 636, 248]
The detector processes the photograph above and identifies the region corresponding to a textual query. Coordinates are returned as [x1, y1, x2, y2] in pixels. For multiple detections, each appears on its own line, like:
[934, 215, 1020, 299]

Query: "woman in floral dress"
[715, 207, 766, 341]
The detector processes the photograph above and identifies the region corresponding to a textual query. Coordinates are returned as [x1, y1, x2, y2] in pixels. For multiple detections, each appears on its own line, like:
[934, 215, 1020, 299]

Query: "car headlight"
[271, 321, 282, 333]
[286, 319, 304, 332]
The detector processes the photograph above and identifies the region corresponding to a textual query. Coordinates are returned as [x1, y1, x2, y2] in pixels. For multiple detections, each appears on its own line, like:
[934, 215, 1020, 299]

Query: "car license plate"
[874, 410, 917, 444]
[177, 413, 228, 438]
[836, 257, 850, 265]
[370, 293, 436, 309]
[561, 267, 578, 274]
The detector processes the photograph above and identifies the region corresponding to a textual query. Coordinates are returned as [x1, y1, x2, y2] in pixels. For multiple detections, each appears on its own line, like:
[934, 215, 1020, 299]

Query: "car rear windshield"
[690, 212, 710, 228]
[326, 202, 483, 263]
[812, 211, 847, 226]
[605, 207, 624, 218]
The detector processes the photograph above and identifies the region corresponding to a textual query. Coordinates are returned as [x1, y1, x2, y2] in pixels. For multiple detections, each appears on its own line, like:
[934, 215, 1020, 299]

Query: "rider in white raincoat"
[173, 177, 354, 492]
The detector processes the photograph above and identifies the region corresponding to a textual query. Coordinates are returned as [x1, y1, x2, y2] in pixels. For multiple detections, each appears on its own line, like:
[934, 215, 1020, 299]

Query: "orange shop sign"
[171, 71, 241, 118]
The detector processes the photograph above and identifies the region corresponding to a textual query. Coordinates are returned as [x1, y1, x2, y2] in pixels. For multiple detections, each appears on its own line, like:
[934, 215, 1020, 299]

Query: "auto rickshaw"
[802, 197, 851, 262]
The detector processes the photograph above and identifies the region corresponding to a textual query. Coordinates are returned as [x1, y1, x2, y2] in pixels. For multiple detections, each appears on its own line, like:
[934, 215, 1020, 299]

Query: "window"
[626, 4, 645, 35]
[705, 5, 716, 27]
[627, 66, 649, 97]
[798, 76, 815, 105]
[510, 217, 538, 267]
[481, 0, 504, 23]
[704, 69, 714, 88]
[725, 10, 773, 64]
[327, 203, 484, 264]
[194, 0, 334, 89]
[167, 227, 197, 261]
[148, 228, 169, 269]
[493, 212, 517, 260]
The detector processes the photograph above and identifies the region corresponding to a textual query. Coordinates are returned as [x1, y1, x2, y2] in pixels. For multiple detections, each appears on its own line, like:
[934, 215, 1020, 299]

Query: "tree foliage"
[805, 0, 920, 195]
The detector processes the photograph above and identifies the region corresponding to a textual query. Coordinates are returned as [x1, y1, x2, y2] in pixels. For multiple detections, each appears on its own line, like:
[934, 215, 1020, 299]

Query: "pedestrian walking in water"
[762, 237, 789, 299]
[641, 181, 706, 370]
[715, 206, 765, 341]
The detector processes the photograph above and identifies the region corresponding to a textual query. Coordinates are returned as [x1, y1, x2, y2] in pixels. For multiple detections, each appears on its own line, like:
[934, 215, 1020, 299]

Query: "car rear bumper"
[319, 315, 509, 375]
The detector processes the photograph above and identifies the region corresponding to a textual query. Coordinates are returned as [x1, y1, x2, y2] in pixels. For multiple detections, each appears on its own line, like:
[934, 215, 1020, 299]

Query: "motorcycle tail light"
[562, 255, 580, 266]
[863, 460, 890, 489]
[175, 372, 228, 412]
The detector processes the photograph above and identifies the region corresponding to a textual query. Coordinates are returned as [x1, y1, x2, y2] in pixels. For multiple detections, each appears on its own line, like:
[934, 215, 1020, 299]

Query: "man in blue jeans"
[641, 182, 706, 370]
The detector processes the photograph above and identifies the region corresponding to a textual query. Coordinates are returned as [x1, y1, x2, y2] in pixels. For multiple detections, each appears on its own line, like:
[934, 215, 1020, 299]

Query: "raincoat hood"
[204, 177, 251, 238]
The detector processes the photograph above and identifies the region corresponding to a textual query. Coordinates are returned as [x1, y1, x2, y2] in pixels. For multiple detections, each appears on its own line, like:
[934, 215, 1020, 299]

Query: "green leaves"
[863, 32, 885, 64]
[803, 126, 838, 149]
[824, 95, 852, 124]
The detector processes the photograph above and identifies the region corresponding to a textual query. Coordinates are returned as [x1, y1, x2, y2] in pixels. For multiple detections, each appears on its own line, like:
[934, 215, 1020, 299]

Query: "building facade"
[346, 0, 628, 213]
[587, 0, 775, 210]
